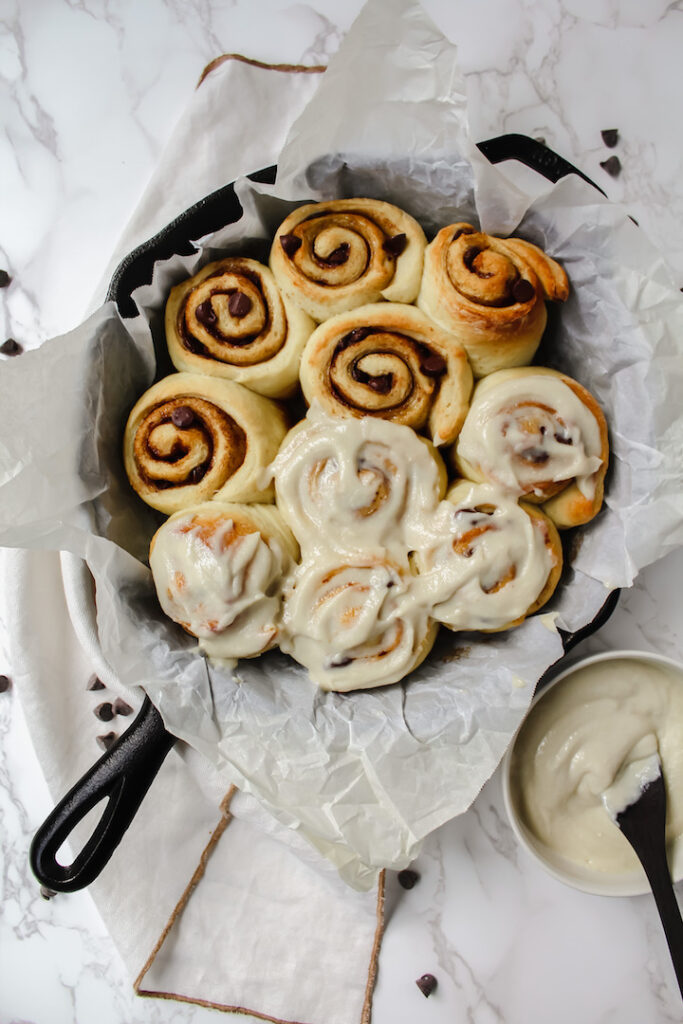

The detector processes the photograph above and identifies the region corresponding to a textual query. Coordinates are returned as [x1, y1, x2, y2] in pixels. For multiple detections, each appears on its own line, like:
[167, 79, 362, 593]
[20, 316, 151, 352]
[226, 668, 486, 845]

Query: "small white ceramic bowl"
[502, 650, 683, 897]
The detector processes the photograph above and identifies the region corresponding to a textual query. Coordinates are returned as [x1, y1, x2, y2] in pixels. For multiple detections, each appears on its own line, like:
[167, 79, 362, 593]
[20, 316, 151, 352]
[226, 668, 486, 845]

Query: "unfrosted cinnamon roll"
[123, 372, 288, 513]
[415, 480, 563, 632]
[165, 257, 315, 398]
[454, 367, 608, 528]
[417, 223, 569, 377]
[299, 303, 473, 446]
[269, 198, 427, 321]
[280, 557, 437, 691]
[271, 408, 447, 560]
[149, 502, 298, 661]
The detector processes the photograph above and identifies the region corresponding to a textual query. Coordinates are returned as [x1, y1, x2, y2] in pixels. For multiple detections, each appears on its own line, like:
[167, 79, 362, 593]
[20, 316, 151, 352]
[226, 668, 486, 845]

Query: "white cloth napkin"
[1, 52, 386, 1024]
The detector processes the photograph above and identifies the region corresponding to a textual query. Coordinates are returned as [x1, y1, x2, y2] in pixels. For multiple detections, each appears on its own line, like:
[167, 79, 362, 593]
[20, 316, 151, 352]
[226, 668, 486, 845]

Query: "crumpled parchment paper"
[1, 0, 682, 889]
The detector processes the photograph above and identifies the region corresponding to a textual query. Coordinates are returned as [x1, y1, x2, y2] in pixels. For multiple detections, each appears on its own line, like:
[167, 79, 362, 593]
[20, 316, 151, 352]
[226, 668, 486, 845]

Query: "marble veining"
[1, 1, 683, 1022]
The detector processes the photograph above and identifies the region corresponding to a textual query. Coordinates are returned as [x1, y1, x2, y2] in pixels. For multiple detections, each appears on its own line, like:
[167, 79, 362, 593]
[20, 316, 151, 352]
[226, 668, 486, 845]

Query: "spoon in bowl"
[602, 745, 683, 999]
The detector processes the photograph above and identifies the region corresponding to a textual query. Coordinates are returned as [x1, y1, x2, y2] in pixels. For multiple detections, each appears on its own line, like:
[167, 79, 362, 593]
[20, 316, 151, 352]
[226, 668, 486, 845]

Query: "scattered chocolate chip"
[386, 580, 396, 589]
[0, 269, 11, 288]
[342, 327, 372, 347]
[319, 243, 350, 266]
[113, 698, 133, 717]
[1, 338, 22, 356]
[463, 245, 481, 270]
[601, 129, 619, 148]
[520, 447, 550, 464]
[512, 279, 535, 303]
[383, 233, 407, 257]
[96, 732, 117, 751]
[397, 868, 419, 889]
[227, 290, 252, 318]
[330, 656, 353, 668]
[600, 155, 622, 178]
[420, 352, 447, 377]
[279, 233, 302, 257]
[189, 463, 207, 484]
[195, 299, 217, 328]
[86, 674, 105, 691]
[171, 405, 195, 429]
[94, 702, 115, 722]
[554, 432, 573, 445]
[40, 885, 57, 900]
[416, 974, 438, 998]
[452, 226, 475, 242]
[0, 674, 11, 693]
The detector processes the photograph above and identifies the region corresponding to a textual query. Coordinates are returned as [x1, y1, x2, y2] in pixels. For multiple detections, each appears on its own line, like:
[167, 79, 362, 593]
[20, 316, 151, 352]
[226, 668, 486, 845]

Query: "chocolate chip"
[420, 352, 447, 377]
[415, 974, 437, 998]
[40, 885, 57, 900]
[279, 233, 302, 257]
[113, 698, 133, 716]
[342, 327, 372, 347]
[386, 580, 395, 589]
[0, 674, 11, 693]
[94, 702, 115, 722]
[1, 338, 22, 356]
[227, 290, 252, 317]
[512, 279, 535, 303]
[0, 269, 11, 288]
[452, 226, 475, 242]
[171, 405, 195, 429]
[601, 129, 619, 148]
[86, 674, 105, 691]
[554, 432, 573, 445]
[463, 246, 481, 270]
[96, 732, 117, 751]
[600, 155, 622, 178]
[189, 464, 207, 484]
[383, 233, 407, 257]
[520, 447, 549, 464]
[397, 868, 419, 889]
[352, 365, 393, 394]
[195, 299, 217, 328]
[319, 243, 350, 266]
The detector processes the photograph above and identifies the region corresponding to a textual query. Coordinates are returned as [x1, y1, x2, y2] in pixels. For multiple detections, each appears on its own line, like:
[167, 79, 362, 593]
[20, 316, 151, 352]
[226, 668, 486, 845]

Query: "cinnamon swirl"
[123, 372, 288, 513]
[418, 223, 569, 377]
[149, 502, 298, 660]
[454, 367, 608, 528]
[269, 198, 427, 321]
[299, 303, 473, 446]
[165, 257, 315, 398]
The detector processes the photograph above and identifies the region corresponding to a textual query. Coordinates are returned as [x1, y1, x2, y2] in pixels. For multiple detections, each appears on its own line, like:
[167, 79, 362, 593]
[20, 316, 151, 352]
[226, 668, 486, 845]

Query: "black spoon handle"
[637, 840, 683, 999]
[30, 697, 175, 893]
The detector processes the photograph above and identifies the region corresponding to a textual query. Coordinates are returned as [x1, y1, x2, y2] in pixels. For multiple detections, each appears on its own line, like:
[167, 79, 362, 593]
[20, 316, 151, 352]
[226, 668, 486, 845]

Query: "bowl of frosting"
[502, 650, 683, 896]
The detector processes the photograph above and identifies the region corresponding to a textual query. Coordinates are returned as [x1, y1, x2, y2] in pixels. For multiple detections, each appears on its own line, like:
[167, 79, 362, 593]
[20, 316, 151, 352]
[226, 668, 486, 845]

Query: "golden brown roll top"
[299, 303, 473, 446]
[150, 502, 299, 660]
[454, 367, 608, 528]
[123, 373, 288, 513]
[418, 222, 569, 377]
[269, 198, 427, 322]
[165, 257, 315, 398]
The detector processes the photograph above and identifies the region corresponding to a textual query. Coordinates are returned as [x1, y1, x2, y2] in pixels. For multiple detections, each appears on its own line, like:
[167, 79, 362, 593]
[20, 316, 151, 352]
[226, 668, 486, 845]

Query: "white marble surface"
[1, 1, 683, 1022]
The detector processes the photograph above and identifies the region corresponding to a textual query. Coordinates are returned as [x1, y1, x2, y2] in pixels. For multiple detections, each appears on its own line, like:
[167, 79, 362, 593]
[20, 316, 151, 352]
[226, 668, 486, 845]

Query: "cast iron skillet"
[29, 134, 617, 893]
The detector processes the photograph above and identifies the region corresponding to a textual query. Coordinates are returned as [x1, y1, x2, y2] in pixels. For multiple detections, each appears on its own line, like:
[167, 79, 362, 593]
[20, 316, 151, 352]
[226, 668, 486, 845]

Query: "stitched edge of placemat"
[134, 786, 386, 1024]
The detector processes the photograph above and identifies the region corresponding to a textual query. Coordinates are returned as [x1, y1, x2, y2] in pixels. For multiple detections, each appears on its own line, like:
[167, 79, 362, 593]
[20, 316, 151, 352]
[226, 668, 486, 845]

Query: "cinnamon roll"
[165, 257, 315, 399]
[454, 367, 608, 528]
[123, 372, 288, 513]
[271, 408, 447, 560]
[415, 480, 563, 632]
[280, 557, 437, 691]
[417, 223, 569, 377]
[269, 198, 427, 321]
[299, 303, 473, 446]
[149, 502, 298, 661]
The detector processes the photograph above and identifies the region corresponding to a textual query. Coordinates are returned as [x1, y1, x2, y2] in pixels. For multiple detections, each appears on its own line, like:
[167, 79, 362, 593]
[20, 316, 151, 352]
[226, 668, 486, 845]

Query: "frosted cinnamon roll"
[165, 258, 315, 399]
[149, 502, 298, 661]
[280, 557, 437, 691]
[269, 198, 426, 321]
[454, 367, 608, 529]
[123, 373, 288, 513]
[299, 303, 473, 446]
[415, 480, 563, 632]
[271, 408, 447, 560]
[417, 223, 569, 377]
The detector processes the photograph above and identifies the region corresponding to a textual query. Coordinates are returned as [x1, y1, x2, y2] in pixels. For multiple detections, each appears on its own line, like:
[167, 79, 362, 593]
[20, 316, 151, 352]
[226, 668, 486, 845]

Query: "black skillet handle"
[30, 697, 175, 893]
[476, 133, 606, 195]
